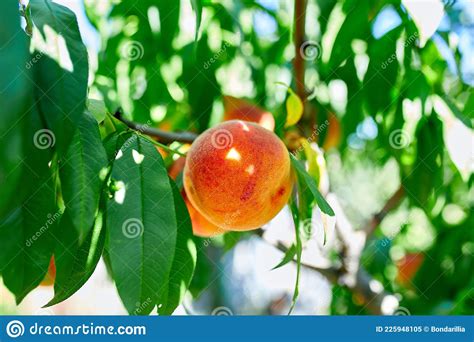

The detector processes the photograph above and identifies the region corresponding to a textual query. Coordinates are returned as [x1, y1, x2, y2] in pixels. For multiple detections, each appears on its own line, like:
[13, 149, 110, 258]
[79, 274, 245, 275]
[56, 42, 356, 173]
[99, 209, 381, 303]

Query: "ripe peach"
[168, 157, 223, 238]
[223, 96, 275, 131]
[183, 191, 224, 237]
[184, 120, 293, 231]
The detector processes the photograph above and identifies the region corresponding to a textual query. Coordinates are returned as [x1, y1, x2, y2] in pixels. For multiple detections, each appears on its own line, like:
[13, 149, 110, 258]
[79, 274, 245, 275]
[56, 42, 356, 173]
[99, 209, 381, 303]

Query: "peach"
[223, 96, 275, 131]
[168, 157, 224, 238]
[183, 191, 224, 237]
[184, 120, 293, 231]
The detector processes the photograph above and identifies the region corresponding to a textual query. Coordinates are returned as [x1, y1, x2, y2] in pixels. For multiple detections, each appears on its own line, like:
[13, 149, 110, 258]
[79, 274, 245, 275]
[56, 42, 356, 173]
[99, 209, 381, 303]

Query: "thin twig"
[364, 185, 405, 237]
[113, 108, 198, 144]
[254, 229, 340, 280]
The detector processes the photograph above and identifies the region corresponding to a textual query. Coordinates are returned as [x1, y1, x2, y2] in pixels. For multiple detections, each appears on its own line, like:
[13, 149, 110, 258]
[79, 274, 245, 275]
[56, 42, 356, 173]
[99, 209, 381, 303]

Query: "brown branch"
[113, 109, 198, 144]
[364, 185, 405, 237]
[293, 0, 307, 103]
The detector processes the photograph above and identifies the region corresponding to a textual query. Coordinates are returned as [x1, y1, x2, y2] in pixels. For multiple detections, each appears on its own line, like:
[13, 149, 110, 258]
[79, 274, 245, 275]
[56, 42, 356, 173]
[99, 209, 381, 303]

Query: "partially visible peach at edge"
[223, 95, 275, 131]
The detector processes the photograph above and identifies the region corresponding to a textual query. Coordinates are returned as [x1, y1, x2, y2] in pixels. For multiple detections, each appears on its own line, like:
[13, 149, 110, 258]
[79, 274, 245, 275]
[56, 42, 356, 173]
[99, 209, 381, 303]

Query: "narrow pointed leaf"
[45, 209, 105, 307]
[60, 111, 107, 241]
[29, 0, 89, 155]
[106, 135, 177, 315]
[272, 244, 297, 270]
[0, 1, 31, 217]
[158, 180, 197, 315]
[0, 176, 57, 303]
[290, 154, 335, 216]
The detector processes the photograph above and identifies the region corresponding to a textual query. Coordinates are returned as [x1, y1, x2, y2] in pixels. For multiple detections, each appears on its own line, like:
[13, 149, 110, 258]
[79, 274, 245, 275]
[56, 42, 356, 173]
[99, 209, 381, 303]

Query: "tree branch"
[364, 185, 405, 237]
[113, 109, 198, 144]
[257, 188, 405, 315]
[293, 0, 307, 102]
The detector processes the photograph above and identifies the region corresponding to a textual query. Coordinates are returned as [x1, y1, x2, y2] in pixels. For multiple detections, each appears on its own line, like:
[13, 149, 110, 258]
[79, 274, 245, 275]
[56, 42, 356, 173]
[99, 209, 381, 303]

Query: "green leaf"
[442, 95, 472, 129]
[60, 111, 107, 241]
[403, 115, 443, 208]
[272, 244, 296, 270]
[0, 1, 31, 218]
[181, 35, 220, 131]
[223, 231, 247, 252]
[290, 154, 335, 216]
[191, 0, 203, 42]
[188, 240, 213, 298]
[106, 135, 177, 315]
[157, 0, 181, 58]
[103, 131, 133, 163]
[324, 0, 369, 71]
[158, 180, 197, 315]
[45, 209, 105, 307]
[285, 88, 304, 127]
[363, 26, 403, 117]
[29, 0, 89, 156]
[0, 175, 57, 303]
[87, 99, 108, 123]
